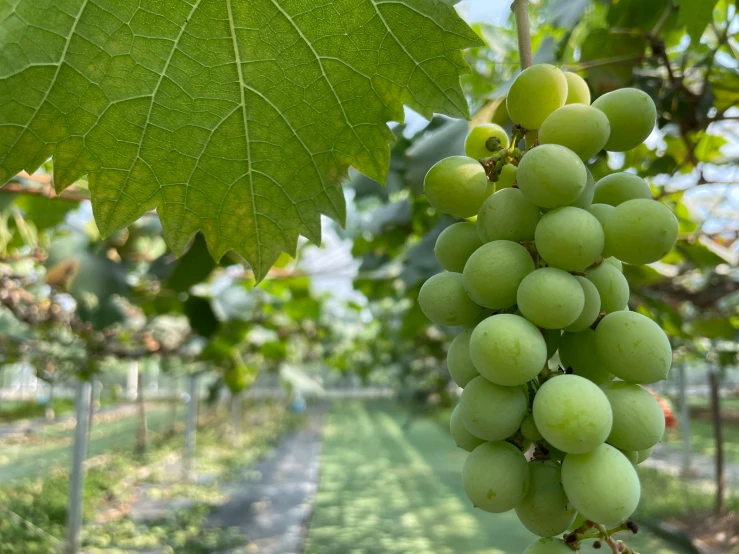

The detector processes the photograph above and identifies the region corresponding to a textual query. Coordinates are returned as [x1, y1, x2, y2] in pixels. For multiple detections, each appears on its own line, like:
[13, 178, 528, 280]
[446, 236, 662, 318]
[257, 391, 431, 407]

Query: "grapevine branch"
[512, 0, 533, 70]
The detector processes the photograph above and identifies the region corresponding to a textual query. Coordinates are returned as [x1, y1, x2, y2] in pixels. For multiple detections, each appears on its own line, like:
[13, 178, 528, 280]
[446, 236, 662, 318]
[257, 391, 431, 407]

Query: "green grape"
[484, 180, 496, 198]
[507, 64, 568, 129]
[539, 104, 610, 161]
[517, 144, 587, 208]
[477, 188, 541, 243]
[593, 172, 652, 206]
[559, 330, 614, 385]
[517, 268, 585, 329]
[434, 222, 483, 273]
[636, 445, 655, 464]
[469, 314, 547, 386]
[463, 441, 530, 513]
[564, 72, 591, 105]
[569, 168, 595, 210]
[535, 207, 604, 271]
[492, 96, 511, 127]
[547, 444, 567, 461]
[604, 199, 679, 265]
[592, 88, 657, 152]
[619, 449, 640, 465]
[463, 241, 534, 309]
[465, 123, 510, 160]
[495, 163, 517, 190]
[585, 263, 629, 313]
[569, 513, 588, 531]
[423, 156, 488, 218]
[587, 203, 615, 228]
[523, 538, 575, 554]
[418, 272, 482, 328]
[561, 443, 641, 524]
[525, 129, 538, 150]
[602, 382, 666, 451]
[565, 277, 601, 332]
[460, 376, 528, 440]
[604, 256, 623, 272]
[447, 329, 479, 388]
[533, 375, 613, 453]
[521, 413, 543, 442]
[543, 328, 561, 359]
[450, 403, 484, 452]
[594, 311, 672, 384]
[515, 460, 578, 537]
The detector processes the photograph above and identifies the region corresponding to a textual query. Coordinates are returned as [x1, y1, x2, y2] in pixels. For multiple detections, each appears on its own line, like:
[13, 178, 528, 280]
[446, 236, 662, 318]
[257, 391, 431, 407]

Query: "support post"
[66, 379, 92, 554]
[677, 364, 692, 475]
[512, 0, 533, 70]
[709, 369, 725, 514]
[184, 374, 199, 481]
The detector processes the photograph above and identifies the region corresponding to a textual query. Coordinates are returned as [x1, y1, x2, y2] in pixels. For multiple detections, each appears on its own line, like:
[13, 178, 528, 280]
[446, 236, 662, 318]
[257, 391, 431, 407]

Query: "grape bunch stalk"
[419, 63, 678, 554]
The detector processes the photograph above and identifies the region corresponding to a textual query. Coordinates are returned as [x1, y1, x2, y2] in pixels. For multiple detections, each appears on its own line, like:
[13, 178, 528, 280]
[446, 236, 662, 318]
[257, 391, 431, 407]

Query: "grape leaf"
[0, 0, 480, 280]
[675, 0, 720, 42]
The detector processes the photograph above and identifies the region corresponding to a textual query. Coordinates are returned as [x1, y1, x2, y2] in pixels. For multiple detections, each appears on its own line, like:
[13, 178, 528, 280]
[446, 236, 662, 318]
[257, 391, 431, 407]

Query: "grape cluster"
[419, 64, 678, 554]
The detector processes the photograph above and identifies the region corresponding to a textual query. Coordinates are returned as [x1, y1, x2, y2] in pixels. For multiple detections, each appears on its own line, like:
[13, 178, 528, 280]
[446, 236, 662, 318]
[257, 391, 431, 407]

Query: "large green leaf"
[0, 0, 481, 280]
[675, 0, 719, 42]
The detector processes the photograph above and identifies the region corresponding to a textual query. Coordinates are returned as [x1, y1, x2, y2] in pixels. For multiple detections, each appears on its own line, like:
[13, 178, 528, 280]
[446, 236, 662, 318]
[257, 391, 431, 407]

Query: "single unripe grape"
[459, 376, 527, 441]
[507, 64, 568, 129]
[447, 329, 479, 388]
[604, 199, 679, 265]
[521, 413, 543, 442]
[594, 311, 672, 384]
[543, 328, 562, 359]
[585, 263, 629, 313]
[495, 163, 517, 190]
[463, 441, 530, 513]
[559, 330, 614, 385]
[517, 144, 587, 208]
[493, 96, 511, 127]
[569, 168, 595, 210]
[593, 172, 652, 206]
[423, 156, 488, 218]
[463, 241, 534, 309]
[469, 314, 547, 386]
[418, 272, 482, 327]
[637, 445, 655, 464]
[604, 256, 623, 272]
[619, 449, 640, 465]
[525, 129, 538, 150]
[603, 382, 666, 451]
[450, 403, 484, 452]
[516, 460, 578, 538]
[523, 538, 574, 554]
[535, 207, 604, 271]
[564, 72, 591, 105]
[477, 188, 541, 243]
[533, 375, 613, 453]
[517, 268, 585, 329]
[561, 443, 641, 524]
[465, 123, 510, 160]
[434, 222, 483, 273]
[484, 180, 496, 198]
[539, 104, 610, 161]
[592, 88, 657, 151]
[565, 277, 601, 332]
[587, 203, 615, 228]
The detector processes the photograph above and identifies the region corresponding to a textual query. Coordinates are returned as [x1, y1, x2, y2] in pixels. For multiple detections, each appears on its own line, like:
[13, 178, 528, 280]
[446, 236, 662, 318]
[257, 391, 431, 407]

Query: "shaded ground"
[206, 411, 324, 553]
[304, 402, 693, 554]
[645, 444, 739, 485]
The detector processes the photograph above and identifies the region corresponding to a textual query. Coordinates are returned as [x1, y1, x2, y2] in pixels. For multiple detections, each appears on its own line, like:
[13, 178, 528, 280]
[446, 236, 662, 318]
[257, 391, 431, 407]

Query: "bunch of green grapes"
[420, 64, 676, 554]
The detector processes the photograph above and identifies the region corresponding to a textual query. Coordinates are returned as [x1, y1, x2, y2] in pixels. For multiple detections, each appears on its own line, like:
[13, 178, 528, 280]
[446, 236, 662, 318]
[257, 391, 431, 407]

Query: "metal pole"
[677, 364, 692, 475]
[709, 369, 725, 514]
[66, 379, 92, 554]
[184, 374, 198, 481]
[231, 391, 243, 446]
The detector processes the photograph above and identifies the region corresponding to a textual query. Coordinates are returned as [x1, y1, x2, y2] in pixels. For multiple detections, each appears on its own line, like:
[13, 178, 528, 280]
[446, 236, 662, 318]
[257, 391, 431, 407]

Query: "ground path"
[648, 444, 739, 487]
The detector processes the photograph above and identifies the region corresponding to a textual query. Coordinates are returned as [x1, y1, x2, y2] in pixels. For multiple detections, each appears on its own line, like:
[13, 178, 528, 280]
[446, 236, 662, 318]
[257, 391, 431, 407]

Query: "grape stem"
[511, 0, 533, 70]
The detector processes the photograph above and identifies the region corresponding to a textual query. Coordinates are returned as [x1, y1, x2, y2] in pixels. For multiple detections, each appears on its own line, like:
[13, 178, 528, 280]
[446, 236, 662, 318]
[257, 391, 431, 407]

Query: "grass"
[0, 399, 77, 423]
[662, 417, 739, 464]
[0, 405, 179, 483]
[0, 400, 297, 554]
[637, 466, 739, 521]
[304, 402, 692, 554]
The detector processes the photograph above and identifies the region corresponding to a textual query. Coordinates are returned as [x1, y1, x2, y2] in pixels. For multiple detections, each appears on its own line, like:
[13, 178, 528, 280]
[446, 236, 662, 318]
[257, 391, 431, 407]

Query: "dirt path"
[206, 411, 325, 554]
[645, 444, 739, 487]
